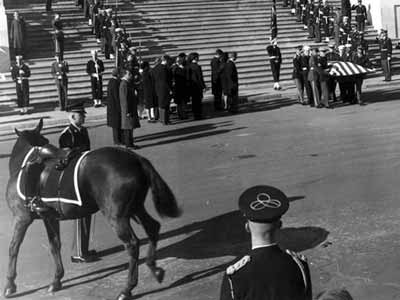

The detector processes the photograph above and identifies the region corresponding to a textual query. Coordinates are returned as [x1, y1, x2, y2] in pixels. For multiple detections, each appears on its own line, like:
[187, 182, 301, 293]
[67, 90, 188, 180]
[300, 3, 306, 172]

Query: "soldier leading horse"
[3, 119, 181, 300]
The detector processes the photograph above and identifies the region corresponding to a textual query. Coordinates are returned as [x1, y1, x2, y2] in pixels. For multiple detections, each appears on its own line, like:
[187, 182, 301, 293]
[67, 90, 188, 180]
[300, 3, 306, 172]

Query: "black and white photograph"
[0, 0, 400, 299]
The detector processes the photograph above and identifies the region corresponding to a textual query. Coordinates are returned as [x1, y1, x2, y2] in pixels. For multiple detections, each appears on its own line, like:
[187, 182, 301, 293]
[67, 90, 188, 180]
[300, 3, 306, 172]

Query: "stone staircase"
[0, 0, 398, 115]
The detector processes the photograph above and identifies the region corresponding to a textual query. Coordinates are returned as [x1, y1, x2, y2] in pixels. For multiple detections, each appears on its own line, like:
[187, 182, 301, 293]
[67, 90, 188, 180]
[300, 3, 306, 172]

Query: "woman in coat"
[141, 61, 158, 122]
[119, 69, 140, 149]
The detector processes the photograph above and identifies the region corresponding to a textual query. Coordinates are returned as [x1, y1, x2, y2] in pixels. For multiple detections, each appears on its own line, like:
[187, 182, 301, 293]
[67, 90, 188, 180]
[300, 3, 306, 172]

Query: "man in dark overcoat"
[221, 52, 239, 113]
[351, 0, 367, 33]
[120, 70, 140, 149]
[141, 61, 158, 122]
[152, 55, 172, 125]
[107, 68, 122, 145]
[266, 39, 282, 90]
[341, 0, 351, 19]
[187, 52, 206, 120]
[378, 30, 392, 82]
[211, 49, 224, 111]
[9, 11, 26, 57]
[172, 54, 188, 119]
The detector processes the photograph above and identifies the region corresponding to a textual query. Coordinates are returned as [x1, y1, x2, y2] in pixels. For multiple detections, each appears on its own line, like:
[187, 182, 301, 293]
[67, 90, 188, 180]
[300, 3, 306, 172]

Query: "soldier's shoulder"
[60, 125, 72, 135]
[285, 249, 308, 263]
[226, 255, 251, 276]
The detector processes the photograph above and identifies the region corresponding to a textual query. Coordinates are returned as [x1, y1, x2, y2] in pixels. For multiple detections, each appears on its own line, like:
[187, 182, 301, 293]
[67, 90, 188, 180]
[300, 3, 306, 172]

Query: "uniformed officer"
[351, 46, 373, 105]
[86, 50, 104, 107]
[313, 1, 322, 42]
[293, 45, 305, 104]
[51, 55, 69, 110]
[59, 103, 97, 263]
[301, 45, 314, 106]
[351, 0, 367, 33]
[219, 185, 312, 300]
[326, 43, 340, 102]
[266, 39, 282, 90]
[378, 29, 392, 82]
[306, 0, 316, 39]
[308, 47, 321, 107]
[339, 16, 351, 45]
[10, 55, 31, 115]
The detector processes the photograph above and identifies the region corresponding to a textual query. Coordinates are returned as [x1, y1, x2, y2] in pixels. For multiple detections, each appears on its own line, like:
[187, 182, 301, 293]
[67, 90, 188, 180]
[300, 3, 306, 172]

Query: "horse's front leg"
[3, 214, 33, 298]
[43, 217, 64, 293]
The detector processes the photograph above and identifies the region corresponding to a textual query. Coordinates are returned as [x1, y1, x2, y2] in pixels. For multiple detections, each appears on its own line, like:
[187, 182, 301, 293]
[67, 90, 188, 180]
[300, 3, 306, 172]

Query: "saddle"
[23, 145, 84, 214]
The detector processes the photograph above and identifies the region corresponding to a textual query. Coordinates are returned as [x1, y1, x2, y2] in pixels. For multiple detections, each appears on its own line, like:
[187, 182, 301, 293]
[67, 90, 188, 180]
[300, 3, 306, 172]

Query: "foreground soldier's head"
[239, 186, 289, 247]
[67, 103, 86, 127]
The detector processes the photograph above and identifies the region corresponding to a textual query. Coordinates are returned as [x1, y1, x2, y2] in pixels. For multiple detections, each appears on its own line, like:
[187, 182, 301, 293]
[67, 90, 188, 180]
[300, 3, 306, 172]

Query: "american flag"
[329, 61, 375, 77]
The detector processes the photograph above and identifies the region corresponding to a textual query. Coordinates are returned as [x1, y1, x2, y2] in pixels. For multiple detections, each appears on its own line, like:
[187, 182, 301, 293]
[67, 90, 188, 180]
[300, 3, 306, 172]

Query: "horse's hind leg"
[43, 217, 64, 293]
[135, 209, 164, 283]
[3, 215, 33, 298]
[108, 217, 139, 300]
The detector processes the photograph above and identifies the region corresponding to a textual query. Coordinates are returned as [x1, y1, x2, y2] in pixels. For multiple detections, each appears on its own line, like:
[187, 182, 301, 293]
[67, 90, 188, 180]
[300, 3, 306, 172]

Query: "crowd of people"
[267, 0, 396, 108]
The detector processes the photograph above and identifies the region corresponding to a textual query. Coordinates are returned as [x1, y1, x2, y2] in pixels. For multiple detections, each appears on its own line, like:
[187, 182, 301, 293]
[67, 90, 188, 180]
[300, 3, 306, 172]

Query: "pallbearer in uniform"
[351, 46, 372, 105]
[293, 45, 305, 104]
[378, 29, 392, 82]
[86, 50, 104, 107]
[326, 43, 340, 102]
[266, 39, 282, 90]
[219, 185, 312, 300]
[351, 0, 367, 33]
[10, 55, 30, 115]
[51, 55, 69, 110]
[301, 45, 313, 106]
[59, 103, 97, 263]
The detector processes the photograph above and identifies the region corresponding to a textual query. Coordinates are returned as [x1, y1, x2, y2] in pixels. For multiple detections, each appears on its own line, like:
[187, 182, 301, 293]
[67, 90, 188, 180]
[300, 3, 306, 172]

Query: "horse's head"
[14, 118, 49, 147]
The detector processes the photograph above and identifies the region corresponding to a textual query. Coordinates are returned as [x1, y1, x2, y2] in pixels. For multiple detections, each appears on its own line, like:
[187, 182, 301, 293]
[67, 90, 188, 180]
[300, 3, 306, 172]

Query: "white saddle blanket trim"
[17, 148, 91, 206]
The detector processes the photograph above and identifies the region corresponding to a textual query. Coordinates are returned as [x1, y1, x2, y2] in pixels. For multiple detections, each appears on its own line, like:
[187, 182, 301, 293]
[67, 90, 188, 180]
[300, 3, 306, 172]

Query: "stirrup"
[26, 196, 50, 213]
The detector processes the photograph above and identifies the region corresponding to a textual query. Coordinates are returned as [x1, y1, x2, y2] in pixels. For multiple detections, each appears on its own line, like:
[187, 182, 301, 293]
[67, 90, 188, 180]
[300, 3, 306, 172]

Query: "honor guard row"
[219, 185, 312, 300]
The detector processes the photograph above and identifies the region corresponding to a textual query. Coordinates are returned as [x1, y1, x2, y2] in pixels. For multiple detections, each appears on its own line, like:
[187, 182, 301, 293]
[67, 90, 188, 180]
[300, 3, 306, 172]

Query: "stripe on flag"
[329, 62, 374, 77]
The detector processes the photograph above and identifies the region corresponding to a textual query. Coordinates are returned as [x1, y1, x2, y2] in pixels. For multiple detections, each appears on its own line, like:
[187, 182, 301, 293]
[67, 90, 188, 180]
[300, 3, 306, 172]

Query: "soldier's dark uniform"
[10, 59, 30, 110]
[219, 186, 312, 300]
[86, 56, 105, 105]
[300, 50, 314, 106]
[306, 1, 316, 38]
[51, 59, 69, 110]
[313, 3, 322, 42]
[321, 3, 331, 39]
[352, 2, 367, 32]
[379, 34, 392, 81]
[59, 106, 93, 262]
[266, 44, 282, 88]
[326, 48, 340, 101]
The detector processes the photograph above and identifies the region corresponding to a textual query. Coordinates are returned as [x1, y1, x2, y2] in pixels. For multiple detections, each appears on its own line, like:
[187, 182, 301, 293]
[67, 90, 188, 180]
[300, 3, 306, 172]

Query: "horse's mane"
[9, 136, 32, 177]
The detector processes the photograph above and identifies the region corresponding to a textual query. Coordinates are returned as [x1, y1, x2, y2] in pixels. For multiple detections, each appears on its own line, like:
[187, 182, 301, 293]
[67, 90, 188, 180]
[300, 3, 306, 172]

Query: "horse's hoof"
[47, 281, 62, 293]
[152, 267, 165, 283]
[3, 283, 16, 298]
[116, 292, 131, 300]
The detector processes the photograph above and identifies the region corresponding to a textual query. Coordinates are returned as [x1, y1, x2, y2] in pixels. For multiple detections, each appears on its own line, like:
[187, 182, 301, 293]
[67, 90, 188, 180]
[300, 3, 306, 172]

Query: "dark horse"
[3, 119, 181, 300]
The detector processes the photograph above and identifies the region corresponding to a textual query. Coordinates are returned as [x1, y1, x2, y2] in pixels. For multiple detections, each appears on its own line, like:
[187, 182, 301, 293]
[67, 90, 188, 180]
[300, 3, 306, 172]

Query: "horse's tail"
[140, 157, 182, 218]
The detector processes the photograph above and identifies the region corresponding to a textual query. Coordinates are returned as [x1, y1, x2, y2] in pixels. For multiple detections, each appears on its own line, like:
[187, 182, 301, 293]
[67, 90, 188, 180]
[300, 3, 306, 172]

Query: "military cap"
[90, 49, 97, 55]
[106, 8, 113, 13]
[302, 45, 310, 51]
[238, 185, 289, 223]
[338, 45, 345, 50]
[319, 47, 328, 52]
[345, 43, 352, 48]
[66, 102, 87, 114]
[381, 29, 387, 33]
[15, 55, 23, 60]
[115, 27, 123, 33]
[295, 45, 303, 50]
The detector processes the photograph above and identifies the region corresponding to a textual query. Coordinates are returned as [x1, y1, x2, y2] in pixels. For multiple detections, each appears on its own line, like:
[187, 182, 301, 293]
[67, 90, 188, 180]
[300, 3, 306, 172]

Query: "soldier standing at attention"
[10, 55, 30, 115]
[351, 0, 367, 33]
[301, 45, 314, 106]
[266, 39, 282, 90]
[59, 103, 97, 263]
[51, 55, 69, 110]
[306, 0, 316, 39]
[219, 185, 312, 300]
[53, 28, 65, 61]
[86, 50, 104, 107]
[378, 29, 392, 82]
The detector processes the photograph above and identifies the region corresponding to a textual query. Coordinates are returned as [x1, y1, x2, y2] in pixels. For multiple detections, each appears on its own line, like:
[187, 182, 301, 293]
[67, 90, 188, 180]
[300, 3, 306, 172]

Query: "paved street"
[1, 90, 400, 300]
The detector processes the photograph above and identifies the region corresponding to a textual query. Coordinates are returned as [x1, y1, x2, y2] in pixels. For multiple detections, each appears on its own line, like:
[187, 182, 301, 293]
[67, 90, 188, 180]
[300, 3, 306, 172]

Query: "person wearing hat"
[51, 54, 69, 111]
[306, 0, 316, 39]
[152, 55, 173, 123]
[308, 47, 321, 107]
[313, 2, 322, 43]
[351, 0, 367, 33]
[378, 29, 392, 82]
[321, 0, 332, 42]
[266, 39, 282, 90]
[59, 103, 97, 263]
[10, 55, 31, 115]
[293, 45, 306, 105]
[339, 16, 351, 45]
[326, 44, 340, 102]
[318, 47, 333, 108]
[86, 50, 105, 107]
[107, 69, 122, 144]
[351, 46, 372, 105]
[219, 185, 312, 300]
[53, 28, 65, 61]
